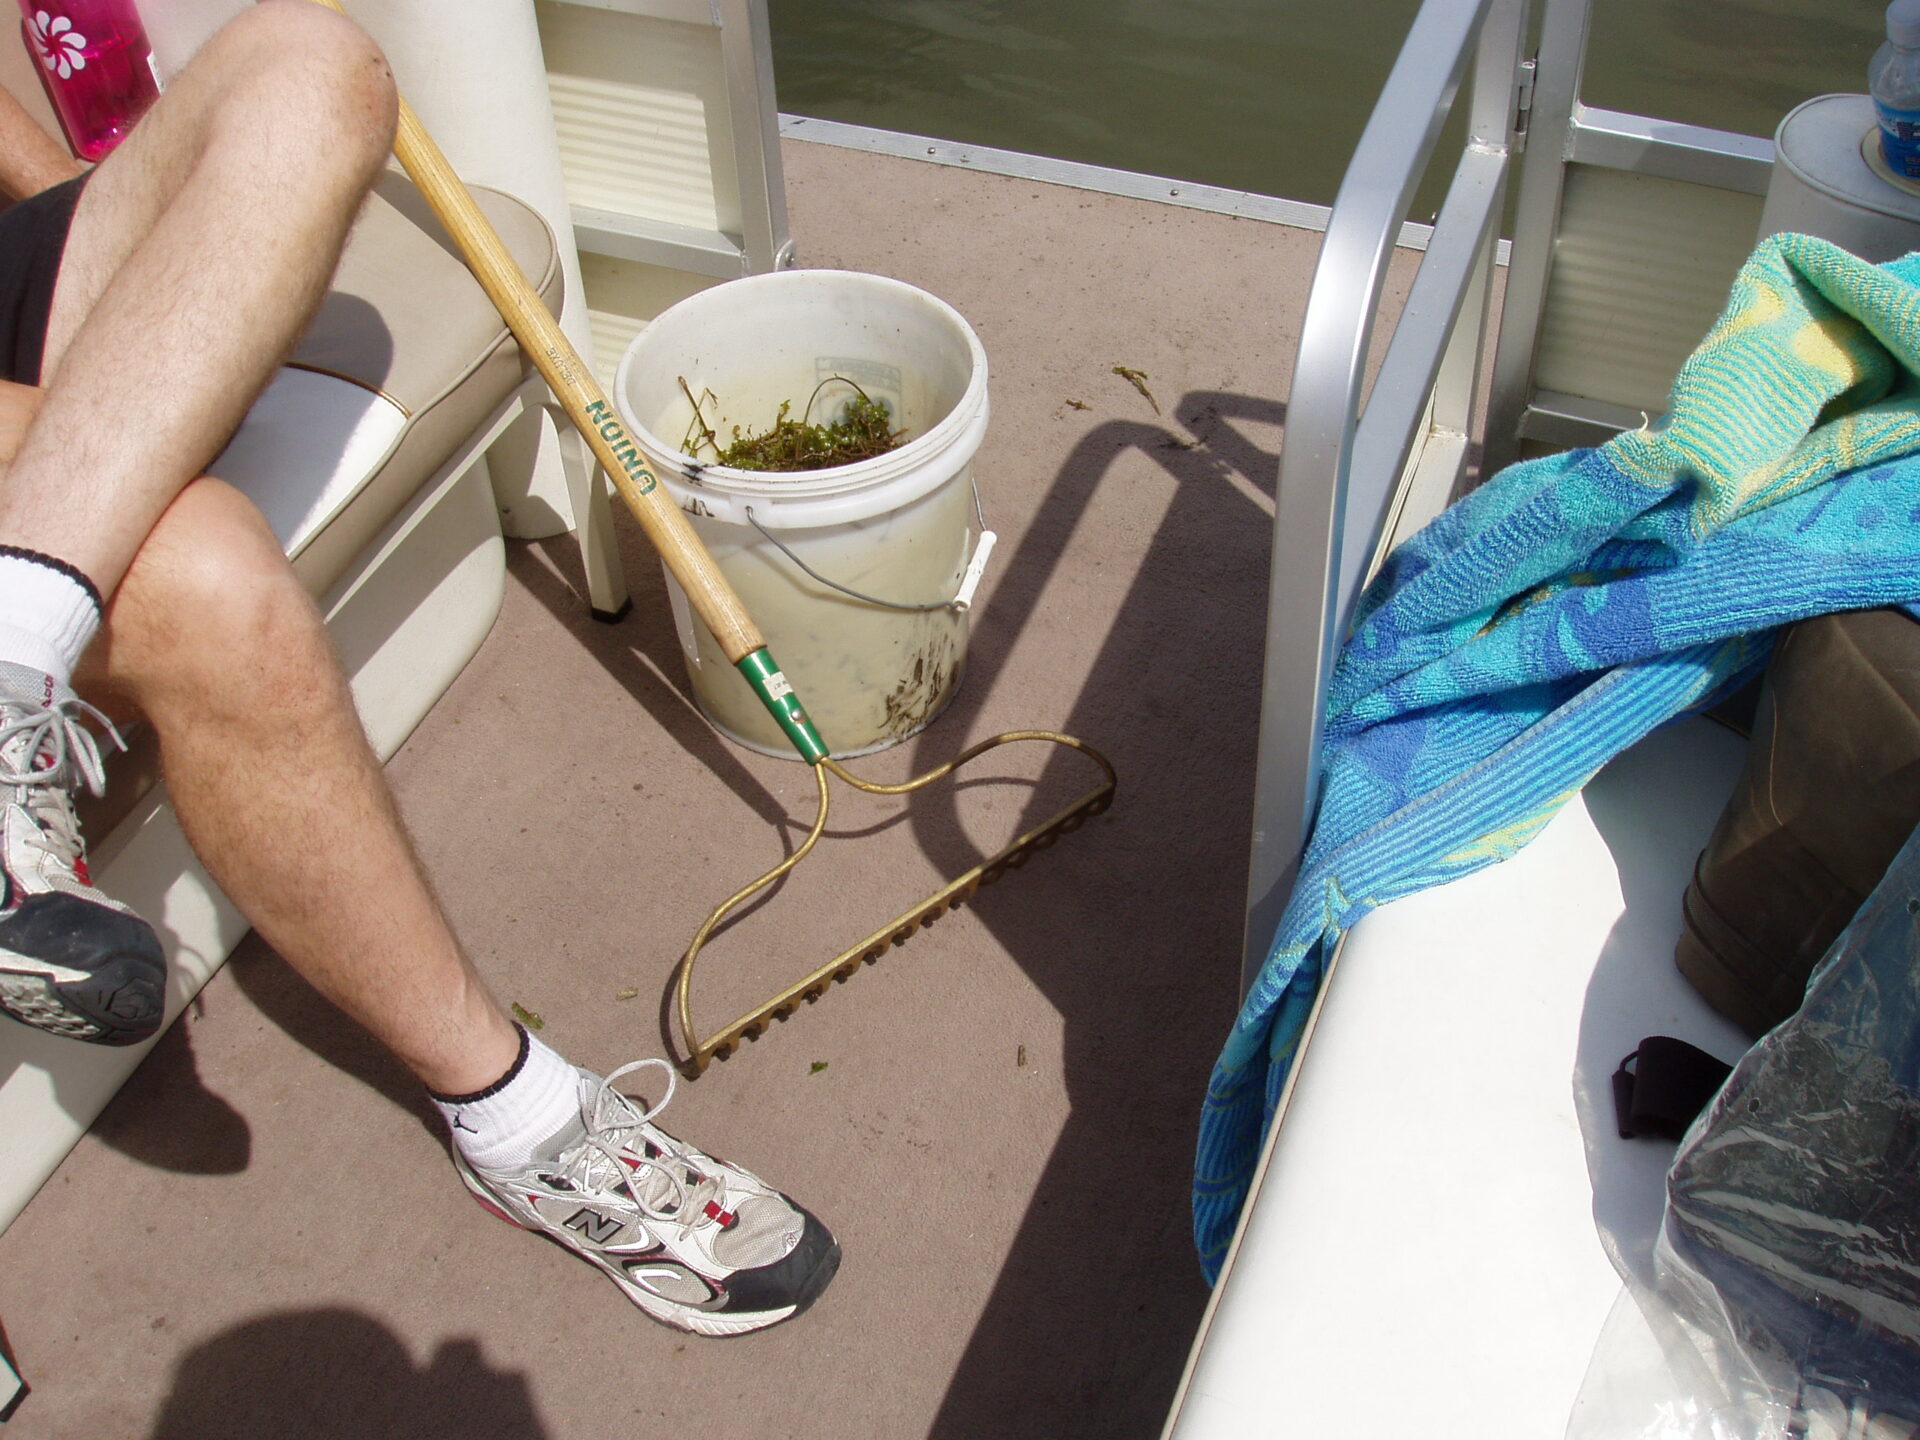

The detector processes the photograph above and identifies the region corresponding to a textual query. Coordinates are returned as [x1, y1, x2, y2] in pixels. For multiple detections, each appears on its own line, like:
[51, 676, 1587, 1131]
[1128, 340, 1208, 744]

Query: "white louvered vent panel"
[580, 253, 715, 384]
[587, 303, 647, 390]
[536, 2, 742, 236]
[1533, 167, 1764, 417]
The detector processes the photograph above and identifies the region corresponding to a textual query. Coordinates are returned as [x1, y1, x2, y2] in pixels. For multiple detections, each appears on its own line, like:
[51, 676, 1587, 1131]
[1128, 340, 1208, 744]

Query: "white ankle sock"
[0, 548, 102, 686]
[431, 1026, 583, 1173]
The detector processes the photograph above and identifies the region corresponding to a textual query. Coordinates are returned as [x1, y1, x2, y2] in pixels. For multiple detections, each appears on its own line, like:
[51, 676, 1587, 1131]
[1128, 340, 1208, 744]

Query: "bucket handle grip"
[742, 481, 995, 613]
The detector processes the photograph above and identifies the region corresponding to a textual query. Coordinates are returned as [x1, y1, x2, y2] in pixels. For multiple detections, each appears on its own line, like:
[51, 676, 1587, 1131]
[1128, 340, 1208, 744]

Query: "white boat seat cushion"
[240, 167, 559, 588]
[1176, 720, 1757, 1438]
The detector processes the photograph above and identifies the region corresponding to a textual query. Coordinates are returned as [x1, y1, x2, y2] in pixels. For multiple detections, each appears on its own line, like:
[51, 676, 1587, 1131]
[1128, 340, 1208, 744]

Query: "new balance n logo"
[563, 1207, 625, 1245]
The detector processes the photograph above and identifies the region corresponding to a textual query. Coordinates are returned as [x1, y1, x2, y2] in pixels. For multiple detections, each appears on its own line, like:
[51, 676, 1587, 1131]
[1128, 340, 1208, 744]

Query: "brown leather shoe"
[1675, 607, 1920, 1039]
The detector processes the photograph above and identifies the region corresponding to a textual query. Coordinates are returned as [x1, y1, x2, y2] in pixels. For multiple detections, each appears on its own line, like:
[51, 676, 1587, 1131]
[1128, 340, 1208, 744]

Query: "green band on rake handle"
[736, 650, 829, 765]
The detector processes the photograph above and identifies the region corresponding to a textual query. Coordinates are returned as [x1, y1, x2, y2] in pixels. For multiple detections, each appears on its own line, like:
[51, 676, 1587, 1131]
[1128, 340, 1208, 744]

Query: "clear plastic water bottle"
[17, 1, 159, 162]
[1872, 0, 1920, 180]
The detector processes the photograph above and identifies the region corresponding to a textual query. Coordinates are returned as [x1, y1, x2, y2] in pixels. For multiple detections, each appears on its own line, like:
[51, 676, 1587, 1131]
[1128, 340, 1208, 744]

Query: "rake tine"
[674, 732, 1116, 1076]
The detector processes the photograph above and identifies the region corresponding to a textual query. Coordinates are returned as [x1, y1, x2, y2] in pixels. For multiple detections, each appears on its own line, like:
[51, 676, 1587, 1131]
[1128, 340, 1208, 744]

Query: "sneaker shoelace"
[0, 693, 123, 883]
[558, 1058, 731, 1230]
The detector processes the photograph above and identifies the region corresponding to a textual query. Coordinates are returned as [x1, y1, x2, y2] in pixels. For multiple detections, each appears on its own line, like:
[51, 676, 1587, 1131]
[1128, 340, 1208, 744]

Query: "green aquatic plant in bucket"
[680, 376, 907, 473]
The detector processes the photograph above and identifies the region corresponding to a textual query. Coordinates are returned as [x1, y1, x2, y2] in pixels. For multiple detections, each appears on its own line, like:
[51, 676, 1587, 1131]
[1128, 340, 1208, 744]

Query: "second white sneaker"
[456, 1058, 840, 1336]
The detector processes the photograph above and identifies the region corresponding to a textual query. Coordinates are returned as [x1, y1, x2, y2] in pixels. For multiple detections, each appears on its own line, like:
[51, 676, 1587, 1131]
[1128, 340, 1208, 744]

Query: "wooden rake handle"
[312, 0, 760, 662]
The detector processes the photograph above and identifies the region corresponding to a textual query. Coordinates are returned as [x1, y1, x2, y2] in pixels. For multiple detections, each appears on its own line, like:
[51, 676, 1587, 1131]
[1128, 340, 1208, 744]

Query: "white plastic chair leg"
[552, 409, 631, 621]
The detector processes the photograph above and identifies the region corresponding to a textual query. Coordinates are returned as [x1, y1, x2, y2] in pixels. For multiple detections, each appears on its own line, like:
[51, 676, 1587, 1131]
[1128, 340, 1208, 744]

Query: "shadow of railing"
[913, 391, 1283, 1439]
[517, 387, 1284, 1438]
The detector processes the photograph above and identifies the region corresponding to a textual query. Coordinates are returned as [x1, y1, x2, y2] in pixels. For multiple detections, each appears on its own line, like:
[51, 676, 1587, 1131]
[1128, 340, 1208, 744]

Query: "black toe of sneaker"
[0, 891, 166, 1045]
[717, 1204, 842, 1326]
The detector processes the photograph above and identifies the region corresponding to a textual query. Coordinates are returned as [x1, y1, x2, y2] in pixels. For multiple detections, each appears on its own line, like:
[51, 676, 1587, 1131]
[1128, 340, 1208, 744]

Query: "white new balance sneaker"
[457, 1059, 840, 1336]
[0, 662, 164, 1046]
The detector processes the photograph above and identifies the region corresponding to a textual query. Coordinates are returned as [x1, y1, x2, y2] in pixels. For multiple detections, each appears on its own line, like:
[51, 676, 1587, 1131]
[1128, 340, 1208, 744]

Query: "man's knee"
[198, 2, 397, 167]
[142, 478, 310, 635]
[96, 479, 326, 707]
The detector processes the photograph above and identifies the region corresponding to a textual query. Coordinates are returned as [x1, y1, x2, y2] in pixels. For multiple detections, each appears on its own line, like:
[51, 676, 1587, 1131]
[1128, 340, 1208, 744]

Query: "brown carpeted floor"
[0, 139, 1396, 1440]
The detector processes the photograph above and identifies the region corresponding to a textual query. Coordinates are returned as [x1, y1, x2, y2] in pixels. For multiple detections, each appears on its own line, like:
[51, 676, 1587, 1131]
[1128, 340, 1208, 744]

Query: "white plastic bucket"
[613, 269, 991, 758]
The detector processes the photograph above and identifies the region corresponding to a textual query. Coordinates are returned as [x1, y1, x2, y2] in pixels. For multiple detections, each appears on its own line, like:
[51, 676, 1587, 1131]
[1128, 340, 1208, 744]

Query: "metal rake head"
[672, 730, 1116, 1076]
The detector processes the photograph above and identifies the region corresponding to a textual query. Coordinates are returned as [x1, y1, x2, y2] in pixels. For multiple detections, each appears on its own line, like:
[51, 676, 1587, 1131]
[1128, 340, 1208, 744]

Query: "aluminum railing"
[1239, 0, 1527, 992]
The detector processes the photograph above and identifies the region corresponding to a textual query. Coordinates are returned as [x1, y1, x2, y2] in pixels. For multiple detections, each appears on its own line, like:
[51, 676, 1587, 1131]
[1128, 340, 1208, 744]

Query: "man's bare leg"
[0, 1, 396, 1045]
[0, 1, 840, 1325]
[75, 476, 518, 1095]
[71, 478, 840, 1333]
[0, 0, 397, 596]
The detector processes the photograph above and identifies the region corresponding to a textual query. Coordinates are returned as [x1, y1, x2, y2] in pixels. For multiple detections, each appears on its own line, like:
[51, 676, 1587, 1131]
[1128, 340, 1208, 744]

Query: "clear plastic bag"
[1636, 821, 1920, 1439]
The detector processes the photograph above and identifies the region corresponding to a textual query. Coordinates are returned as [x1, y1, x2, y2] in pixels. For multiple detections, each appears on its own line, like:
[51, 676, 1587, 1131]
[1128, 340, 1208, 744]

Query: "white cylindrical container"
[1760, 93, 1920, 260]
[615, 270, 991, 759]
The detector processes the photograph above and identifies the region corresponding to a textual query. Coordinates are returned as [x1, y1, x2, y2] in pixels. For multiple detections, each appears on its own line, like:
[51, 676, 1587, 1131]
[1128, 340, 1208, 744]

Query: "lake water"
[767, 0, 1885, 208]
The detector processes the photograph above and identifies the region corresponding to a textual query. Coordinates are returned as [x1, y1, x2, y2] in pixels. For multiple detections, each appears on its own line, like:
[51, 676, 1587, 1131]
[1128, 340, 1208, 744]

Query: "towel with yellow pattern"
[1192, 233, 1920, 1278]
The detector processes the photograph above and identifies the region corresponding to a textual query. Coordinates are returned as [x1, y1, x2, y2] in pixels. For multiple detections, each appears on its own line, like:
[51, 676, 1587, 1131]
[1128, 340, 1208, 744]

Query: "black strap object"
[1611, 1036, 1735, 1141]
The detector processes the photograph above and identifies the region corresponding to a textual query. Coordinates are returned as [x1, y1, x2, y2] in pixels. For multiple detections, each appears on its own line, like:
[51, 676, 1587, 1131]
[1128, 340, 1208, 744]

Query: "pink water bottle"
[18, 1, 158, 162]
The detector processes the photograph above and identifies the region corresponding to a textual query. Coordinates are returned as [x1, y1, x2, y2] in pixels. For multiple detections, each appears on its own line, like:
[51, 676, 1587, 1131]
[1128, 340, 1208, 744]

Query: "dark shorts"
[0, 174, 87, 386]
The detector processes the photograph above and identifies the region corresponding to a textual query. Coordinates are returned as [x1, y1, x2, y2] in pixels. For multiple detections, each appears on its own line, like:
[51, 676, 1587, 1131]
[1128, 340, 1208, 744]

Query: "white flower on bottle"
[26, 11, 88, 79]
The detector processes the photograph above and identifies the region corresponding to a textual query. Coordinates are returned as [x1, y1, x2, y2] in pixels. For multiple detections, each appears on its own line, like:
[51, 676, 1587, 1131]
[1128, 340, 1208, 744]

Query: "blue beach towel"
[1193, 233, 1920, 1279]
